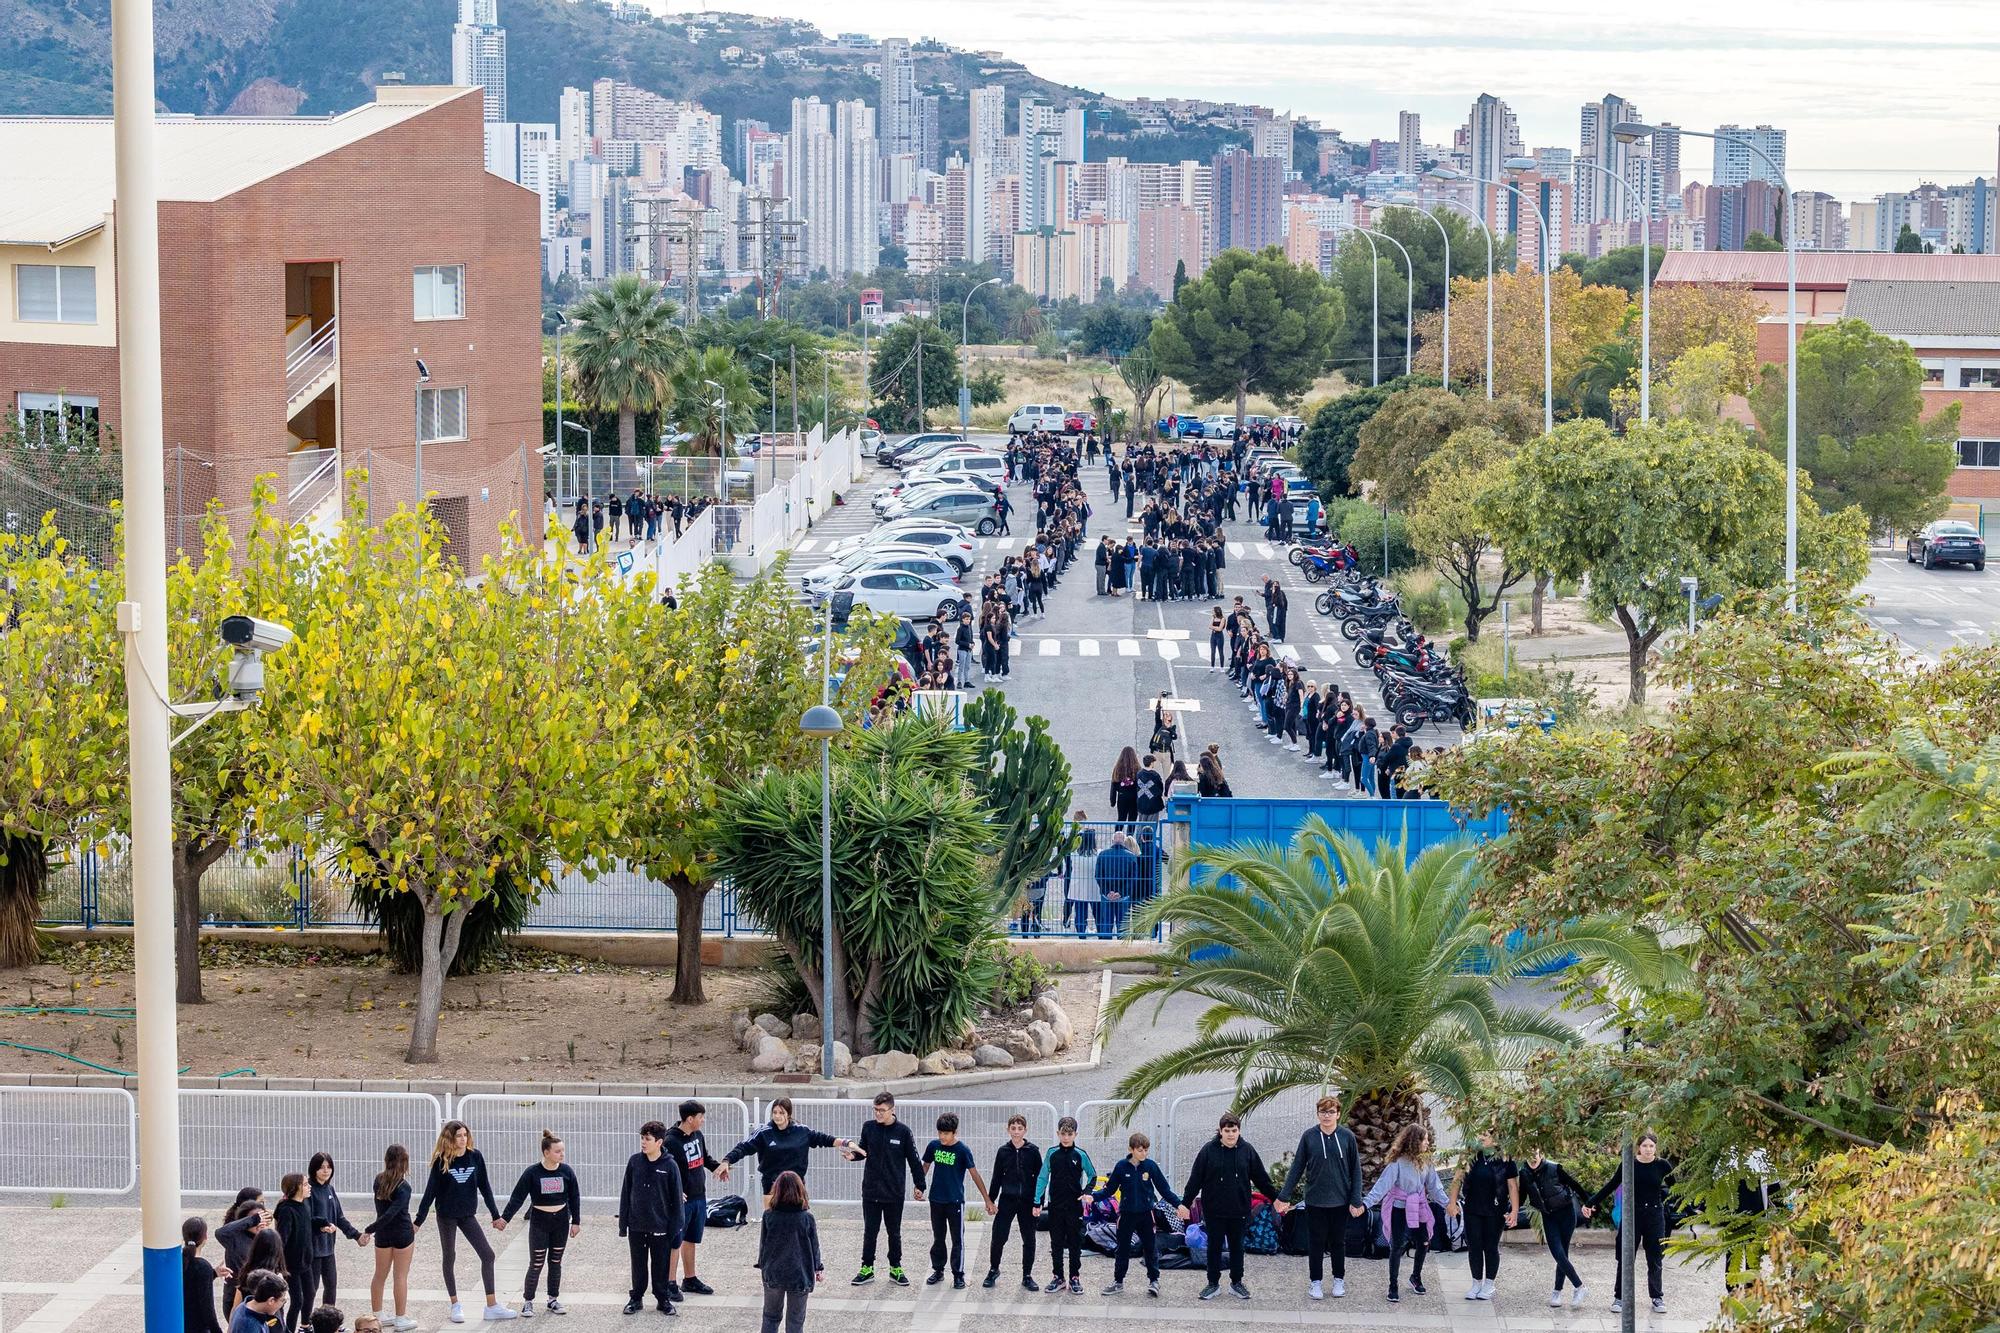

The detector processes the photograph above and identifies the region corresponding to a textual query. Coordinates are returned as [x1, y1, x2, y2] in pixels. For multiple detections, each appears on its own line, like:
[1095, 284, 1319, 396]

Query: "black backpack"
[704, 1195, 748, 1228]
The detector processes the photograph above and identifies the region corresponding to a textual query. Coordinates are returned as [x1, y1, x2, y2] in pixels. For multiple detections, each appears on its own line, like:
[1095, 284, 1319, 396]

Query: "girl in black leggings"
[414, 1120, 517, 1322]
[1585, 1133, 1675, 1315]
[499, 1129, 583, 1316]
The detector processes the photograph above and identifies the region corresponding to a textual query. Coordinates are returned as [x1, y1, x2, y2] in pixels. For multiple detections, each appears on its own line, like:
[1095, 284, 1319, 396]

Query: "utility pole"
[915, 317, 925, 432]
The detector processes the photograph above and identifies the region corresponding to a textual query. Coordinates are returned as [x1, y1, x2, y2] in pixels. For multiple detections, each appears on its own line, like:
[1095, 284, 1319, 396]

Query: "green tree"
[252, 503, 658, 1062]
[1149, 247, 1343, 425]
[667, 345, 757, 455]
[968, 367, 1006, 408]
[1743, 231, 1783, 252]
[1749, 318, 1959, 535]
[1105, 821, 1679, 1179]
[868, 318, 959, 433]
[1483, 418, 1869, 705]
[1612, 341, 1739, 425]
[564, 275, 682, 459]
[1566, 338, 1639, 425]
[0, 517, 123, 966]
[715, 715, 1001, 1055]
[963, 690, 1074, 919]
[1295, 375, 1436, 498]
[1407, 429, 1529, 641]
[1573, 244, 1664, 298]
[1412, 266, 1629, 404]
[1349, 386, 1539, 508]
[1328, 207, 1490, 380]
[1893, 223, 1927, 254]
[1116, 346, 1165, 439]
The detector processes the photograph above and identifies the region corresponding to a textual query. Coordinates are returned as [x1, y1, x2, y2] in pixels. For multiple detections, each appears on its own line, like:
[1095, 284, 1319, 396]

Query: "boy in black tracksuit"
[1179, 1115, 1275, 1301]
[619, 1120, 686, 1315]
[849, 1092, 927, 1286]
[663, 1100, 731, 1298]
[984, 1114, 1043, 1289]
[1093, 1133, 1180, 1296]
[1033, 1117, 1096, 1294]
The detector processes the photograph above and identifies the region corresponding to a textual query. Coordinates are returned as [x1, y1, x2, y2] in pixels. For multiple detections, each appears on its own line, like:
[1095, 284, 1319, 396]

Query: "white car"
[859, 427, 885, 454]
[827, 568, 955, 622]
[1200, 413, 1240, 436]
[832, 522, 976, 569]
[802, 547, 962, 598]
[880, 452, 1006, 494]
[1007, 404, 1066, 434]
[873, 474, 1001, 516]
[893, 437, 998, 471]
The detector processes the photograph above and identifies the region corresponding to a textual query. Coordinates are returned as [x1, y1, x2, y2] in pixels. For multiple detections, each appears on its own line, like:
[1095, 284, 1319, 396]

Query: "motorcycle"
[1288, 541, 1340, 569]
[1315, 580, 1396, 619]
[1299, 551, 1343, 583]
[1339, 601, 1410, 640]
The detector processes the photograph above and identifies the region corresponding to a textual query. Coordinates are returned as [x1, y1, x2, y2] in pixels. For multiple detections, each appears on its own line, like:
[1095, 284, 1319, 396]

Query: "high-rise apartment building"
[1485, 167, 1571, 270]
[1251, 115, 1295, 171]
[1712, 124, 1787, 189]
[1464, 94, 1517, 224]
[834, 100, 881, 275]
[1137, 203, 1204, 297]
[1577, 93, 1651, 226]
[1792, 191, 1848, 251]
[1211, 148, 1283, 254]
[969, 86, 1007, 166]
[1652, 123, 1683, 197]
[878, 38, 918, 161]
[1018, 97, 1070, 230]
[1396, 111, 1422, 176]
[451, 0, 507, 122]
[557, 86, 590, 171]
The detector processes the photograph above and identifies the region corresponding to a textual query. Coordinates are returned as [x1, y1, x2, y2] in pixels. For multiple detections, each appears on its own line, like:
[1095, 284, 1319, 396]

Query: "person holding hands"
[1275, 1096, 1364, 1300]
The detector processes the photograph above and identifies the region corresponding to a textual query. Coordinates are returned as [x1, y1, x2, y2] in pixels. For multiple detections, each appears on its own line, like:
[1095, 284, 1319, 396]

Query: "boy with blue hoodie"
[1093, 1132, 1180, 1297]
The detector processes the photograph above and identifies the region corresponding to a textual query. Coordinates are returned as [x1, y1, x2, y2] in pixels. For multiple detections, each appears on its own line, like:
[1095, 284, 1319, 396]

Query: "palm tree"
[668, 347, 757, 457]
[1106, 818, 1685, 1181]
[564, 276, 682, 459]
[1568, 338, 1639, 426]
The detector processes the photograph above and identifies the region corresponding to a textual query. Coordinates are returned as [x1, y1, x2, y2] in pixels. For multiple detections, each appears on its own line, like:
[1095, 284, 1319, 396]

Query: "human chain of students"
[190, 1093, 1679, 1333]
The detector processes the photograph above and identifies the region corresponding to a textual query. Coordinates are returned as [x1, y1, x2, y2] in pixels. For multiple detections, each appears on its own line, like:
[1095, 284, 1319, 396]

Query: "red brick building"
[0, 85, 540, 562]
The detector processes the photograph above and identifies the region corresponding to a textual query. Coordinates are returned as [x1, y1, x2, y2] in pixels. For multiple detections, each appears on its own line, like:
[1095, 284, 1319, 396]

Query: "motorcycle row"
[1292, 543, 1475, 733]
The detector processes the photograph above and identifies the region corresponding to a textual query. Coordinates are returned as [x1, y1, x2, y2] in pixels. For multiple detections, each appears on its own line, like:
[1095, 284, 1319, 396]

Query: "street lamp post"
[1359, 227, 1415, 379]
[1398, 204, 1451, 387]
[1438, 198, 1495, 399]
[554, 315, 569, 482]
[961, 276, 1002, 430]
[757, 352, 779, 440]
[1618, 120, 1795, 606]
[561, 420, 594, 498]
[789, 344, 800, 442]
[704, 378, 728, 460]
[1433, 164, 1554, 433]
[1332, 224, 1382, 386]
[799, 605, 844, 1081]
[1574, 158, 1655, 422]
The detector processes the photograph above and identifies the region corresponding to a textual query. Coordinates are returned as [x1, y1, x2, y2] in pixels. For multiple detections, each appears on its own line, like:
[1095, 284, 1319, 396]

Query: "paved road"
[1859, 550, 1999, 659]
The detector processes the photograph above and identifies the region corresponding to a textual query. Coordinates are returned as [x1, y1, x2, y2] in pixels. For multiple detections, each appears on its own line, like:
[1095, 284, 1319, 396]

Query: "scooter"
[1339, 601, 1409, 640]
[1316, 581, 1396, 619]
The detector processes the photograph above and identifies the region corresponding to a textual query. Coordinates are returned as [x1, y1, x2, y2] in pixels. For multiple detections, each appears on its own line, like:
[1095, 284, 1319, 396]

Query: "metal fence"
[766, 1100, 1062, 1206]
[455, 1094, 752, 1207]
[0, 1086, 137, 1195]
[1164, 1084, 1327, 1181]
[1004, 821, 1166, 941]
[178, 1089, 446, 1200]
[1070, 1098, 1162, 1182]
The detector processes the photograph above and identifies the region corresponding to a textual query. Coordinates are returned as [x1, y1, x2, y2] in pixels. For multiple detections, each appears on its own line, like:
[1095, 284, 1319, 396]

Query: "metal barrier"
[178, 1089, 445, 1199]
[1069, 1098, 1161, 1184]
[453, 1094, 752, 1208]
[1164, 1084, 1328, 1181]
[0, 1086, 137, 1195]
[1003, 821, 1165, 941]
[765, 1099, 1061, 1205]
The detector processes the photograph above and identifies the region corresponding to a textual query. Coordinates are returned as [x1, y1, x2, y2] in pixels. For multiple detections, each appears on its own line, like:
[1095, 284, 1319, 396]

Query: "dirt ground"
[0, 939, 1102, 1082]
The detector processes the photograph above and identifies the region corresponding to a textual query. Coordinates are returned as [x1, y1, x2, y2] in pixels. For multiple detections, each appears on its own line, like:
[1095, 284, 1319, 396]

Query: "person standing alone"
[754, 1171, 822, 1333]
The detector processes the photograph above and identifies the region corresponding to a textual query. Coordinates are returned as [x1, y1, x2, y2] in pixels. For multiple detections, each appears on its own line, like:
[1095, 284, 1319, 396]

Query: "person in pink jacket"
[1361, 1125, 1449, 1304]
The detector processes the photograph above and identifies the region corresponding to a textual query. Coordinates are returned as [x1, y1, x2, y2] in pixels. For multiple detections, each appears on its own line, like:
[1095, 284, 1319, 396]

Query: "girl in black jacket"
[1520, 1147, 1590, 1306]
[365, 1144, 417, 1330]
[755, 1172, 823, 1333]
[1585, 1133, 1676, 1314]
[306, 1152, 365, 1313]
[724, 1098, 856, 1200]
[183, 1216, 226, 1333]
[273, 1173, 316, 1333]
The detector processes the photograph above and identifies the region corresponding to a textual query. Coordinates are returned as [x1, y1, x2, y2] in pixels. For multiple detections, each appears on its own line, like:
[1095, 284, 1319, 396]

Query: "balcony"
[284, 315, 339, 417]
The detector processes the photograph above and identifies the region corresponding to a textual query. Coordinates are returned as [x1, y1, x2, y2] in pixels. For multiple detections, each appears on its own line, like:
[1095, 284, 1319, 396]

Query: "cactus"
[964, 689, 1076, 912]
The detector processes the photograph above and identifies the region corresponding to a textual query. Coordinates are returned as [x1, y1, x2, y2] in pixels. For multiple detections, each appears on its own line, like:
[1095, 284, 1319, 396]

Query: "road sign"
[616, 550, 635, 575]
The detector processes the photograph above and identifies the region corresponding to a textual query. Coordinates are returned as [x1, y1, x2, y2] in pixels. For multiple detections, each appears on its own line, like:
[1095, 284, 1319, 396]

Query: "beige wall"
[0, 227, 118, 348]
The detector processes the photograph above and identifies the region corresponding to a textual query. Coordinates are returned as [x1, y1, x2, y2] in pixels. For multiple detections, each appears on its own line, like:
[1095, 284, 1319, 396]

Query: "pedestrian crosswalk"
[786, 534, 1281, 560]
[997, 636, 1352, 664]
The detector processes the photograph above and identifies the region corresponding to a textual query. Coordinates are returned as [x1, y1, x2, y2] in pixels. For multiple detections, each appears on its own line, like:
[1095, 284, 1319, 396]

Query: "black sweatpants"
[283, 1268, 313, 1333]
[1464, 1211, 1504, 1282]
[1305, 1205, 1347, 1281]
[988, 1195, 1036, 1275]
[929, 1200, 964, 1277]
[1542, 1206, 1584, 1291]
[627, 1231, 674, 1305]
[438, 1215, 497, 1300]
[1613, 1205, 1666, 1301]
[1047, 1205, 1084, 1279]
[861, 1198, 905, 1270]
[1203, 1215, 1247, 1285]
[1112, 1211, 1158, 1283]
[310, 1251, 339, 1308]
[1387, 1215, 1428, 1295]
[524, 1209, 569, 1300]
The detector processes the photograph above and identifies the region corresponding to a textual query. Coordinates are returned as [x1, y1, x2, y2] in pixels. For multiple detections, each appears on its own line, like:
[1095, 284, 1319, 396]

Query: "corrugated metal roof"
[1656, 250, 2000, 287]
[1844, 279, 2000, 337]
[0, 87, 476, 247]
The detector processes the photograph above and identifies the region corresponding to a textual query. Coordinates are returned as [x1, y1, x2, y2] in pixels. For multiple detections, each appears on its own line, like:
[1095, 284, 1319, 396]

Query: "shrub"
[1389, 569, 1453, 635]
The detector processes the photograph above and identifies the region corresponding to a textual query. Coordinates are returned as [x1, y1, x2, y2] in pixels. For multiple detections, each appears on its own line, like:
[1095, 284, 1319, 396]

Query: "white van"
[1008, 404, 1066, 434]
[910, 453, 1007, 486]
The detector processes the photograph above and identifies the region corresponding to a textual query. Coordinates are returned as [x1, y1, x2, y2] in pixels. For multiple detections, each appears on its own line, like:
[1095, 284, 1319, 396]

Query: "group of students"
[563, 493, 712, 555]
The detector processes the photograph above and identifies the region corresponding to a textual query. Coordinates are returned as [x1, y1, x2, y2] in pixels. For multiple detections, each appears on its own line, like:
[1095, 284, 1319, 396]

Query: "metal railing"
[284, 316, 339, 405]
[287, 447, 339, 513]
[455, 1094, 753, 1207]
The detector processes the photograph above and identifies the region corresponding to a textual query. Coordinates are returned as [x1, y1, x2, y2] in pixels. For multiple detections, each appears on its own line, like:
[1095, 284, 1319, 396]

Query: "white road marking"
[1276, 645, 1300, 663]
[995, 538, 1016, 551]
[1961, 619, 1984, 629]
[1916, 617, 1941, 626]
[1872, 615, 1900, 625]
[1156, 639, 1182, 659]
[1146, 628, 1190, 639]
[1313, 644, 1342, 664]
[794, 538, 817, 551]
[1255, 543, 1274, 558]
[1079, 638, 1100, 656]
[1039, 638, 1061, 656]
[1117, 639, 1140, 656]
[1227, 542, 1245, 557]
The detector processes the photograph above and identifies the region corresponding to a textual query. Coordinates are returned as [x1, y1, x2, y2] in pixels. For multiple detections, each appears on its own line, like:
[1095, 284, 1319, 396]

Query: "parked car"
[827, 568, 955, 622]
[803, 547, 962, 599]
[880, 431, 965, 463]
[893, 440, 1001, 472]
[831, 521, 977, 570]
[874, 473, 1001, 515]
[891, 452, 1006, 490]
[1908, 519, 1986, 570]
[1064, 410, 1097, 434]
[1200, 413, 1240, 437]
[879, 487, 1003, 533]
[859, 427, 885, 454]
[1276, 415, 1305, 438]
[1007, 404, 1067, 434]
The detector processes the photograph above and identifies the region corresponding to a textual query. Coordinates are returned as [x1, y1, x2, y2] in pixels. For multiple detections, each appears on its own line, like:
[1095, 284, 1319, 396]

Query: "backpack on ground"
[705, 1195, 748, 1228]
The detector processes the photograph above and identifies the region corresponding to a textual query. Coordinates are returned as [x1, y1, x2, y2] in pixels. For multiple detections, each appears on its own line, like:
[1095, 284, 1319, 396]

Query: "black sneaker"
[850, 1267, 875, 1286]
[888, 1268, 910, 1288]
[1410, 1279, 1427, 1296]
[953, 1275, 966, 1290]
[663, 1282, 682, 1303]
[926, 1272, 945, 1286]
[680, 1278, 713, 1297]
[1231, 1282, 1250, 1300]
[656, 1301, 676, 1317]
[1147, 1279, 1159, 1298]
[623, 1301, 643, 1316]
[981, 1271, 998, 1289]
[1043, 1278, 1065, 1293]
[1387, 1291, 1401, 1304]
[1021, 1276, 1039, 1292]
[1199, 1284, 1220, 1301]
[1067, 1279, 1083, 1296]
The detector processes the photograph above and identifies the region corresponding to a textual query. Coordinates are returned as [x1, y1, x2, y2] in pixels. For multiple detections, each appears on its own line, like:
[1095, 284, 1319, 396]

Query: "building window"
[15, 265, 97, 324]
[1922, 363, 1946, 385]
[15, 392, 100, 448]
[413, 265, 465, 320]
[416, 386, 467, 443]
[1957, 439, 2000, 468]
[1961, 367, 2000, 390]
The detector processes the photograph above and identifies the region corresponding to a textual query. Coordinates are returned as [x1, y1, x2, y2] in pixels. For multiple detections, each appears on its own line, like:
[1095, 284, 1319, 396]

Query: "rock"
[791, 1012, 821, 1042]
[754, 1013, 792, 1039]
[973, 1044, 1015, 1068]
[944, 1051, 976, 1071]
[858, 1049, 920, 1081]
[1033, 995, 1075, 1051]
[1000, 1030, 1040, 1063]
[953, 1019, 980, 1048]
[1024, 1020, 1059, 1059]
[749, 1035, 792, 1074]
[740, 1024, 769, 1056]
[917, 1051, 953, 1076]
[732, 1010, 753, 1040]
[795, 1041, 852, 1077]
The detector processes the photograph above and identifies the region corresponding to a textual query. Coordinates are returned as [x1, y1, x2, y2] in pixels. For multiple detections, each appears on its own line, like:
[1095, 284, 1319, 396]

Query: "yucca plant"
[1107, 817, 1687, 1181]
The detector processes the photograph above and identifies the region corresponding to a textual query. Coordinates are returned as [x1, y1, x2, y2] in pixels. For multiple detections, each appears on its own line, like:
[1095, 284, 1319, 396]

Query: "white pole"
[1784, 182, 1798, 609]
[1360, 228, 1416, 379]
[819, 597, 835, 1080]
[1441, 198, 1494, 398]
[1409, 208, 1451, 387]
[112, 0, 185, 1327]
[1578, 160, 1653, 422]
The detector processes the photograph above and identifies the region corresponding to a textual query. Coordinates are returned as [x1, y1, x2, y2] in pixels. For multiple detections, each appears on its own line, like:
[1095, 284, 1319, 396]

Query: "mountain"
[3, 2, 1256, 164]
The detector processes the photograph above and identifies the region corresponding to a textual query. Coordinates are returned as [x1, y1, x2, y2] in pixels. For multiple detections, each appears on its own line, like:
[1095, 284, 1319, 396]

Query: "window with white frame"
[416, 386, 467, 443]
[14, 265, 97, 324]
[1922, 362, 1946, 385]
[1961, 366, 2000, 389]
[1956, 439, 2000, 468]
[15, 392, 101, 448]
[413, 265, 465, 320]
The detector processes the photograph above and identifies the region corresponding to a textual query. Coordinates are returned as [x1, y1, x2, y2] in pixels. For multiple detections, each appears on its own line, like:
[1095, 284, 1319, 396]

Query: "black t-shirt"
[1135, 769, 1165, 813]
[1459, 1151, 1518, 1216]
[664, 1126, 719, 1201]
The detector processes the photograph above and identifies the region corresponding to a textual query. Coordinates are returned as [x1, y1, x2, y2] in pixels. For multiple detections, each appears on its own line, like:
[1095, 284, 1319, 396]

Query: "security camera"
[220, 615, 294, 654]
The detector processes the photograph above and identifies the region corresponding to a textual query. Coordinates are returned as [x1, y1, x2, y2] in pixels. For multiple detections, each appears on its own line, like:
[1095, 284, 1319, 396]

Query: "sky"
[661, 0, 1999, 201]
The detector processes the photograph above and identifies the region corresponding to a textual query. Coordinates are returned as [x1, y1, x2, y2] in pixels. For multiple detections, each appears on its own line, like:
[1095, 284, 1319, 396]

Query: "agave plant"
[1107, 817, 1686, 1181]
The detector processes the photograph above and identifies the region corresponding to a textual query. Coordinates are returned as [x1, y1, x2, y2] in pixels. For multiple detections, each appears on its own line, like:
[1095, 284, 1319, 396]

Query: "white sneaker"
[484, 1306, 520, 1322]
[1308, 1281, 1323, 1301]
[1653, 1298, 1667, 1313]
[1466, 1283, 1483, 1300]
[450, 1305, 466, 1325]
[1479, 1279, 1495, 1299]
[519, 1303, 535, 1318]
[1610, 1299, 1623, 1314]
[1549, 1290, 1566, 1307]
[1330, 1279, 1345, 1298]
[393, 1319, 418, 1332]
[1571, 1286, 1588, 1308]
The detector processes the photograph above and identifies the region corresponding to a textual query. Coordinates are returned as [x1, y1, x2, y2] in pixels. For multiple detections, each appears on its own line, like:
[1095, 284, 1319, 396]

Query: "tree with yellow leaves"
[1412, 266, 1628, 405]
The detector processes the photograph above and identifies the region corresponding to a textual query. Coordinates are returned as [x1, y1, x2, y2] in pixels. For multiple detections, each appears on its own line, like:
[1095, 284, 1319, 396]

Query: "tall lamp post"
[1358, 226, 1415, 379]
[1574, 158, 1655, 422]
[1331, 223, 1382, 386]
[1394, 201, 1451, 387]
[799, 605, 844, 1081]
[704, 377, 729, 461]
[1437, 198, 1495, 399]
[1432, 164, 1554, 433]
[756, 351, 779, 440]
[961, 276, 1002, 431]
[1617, 119, 1796, 606]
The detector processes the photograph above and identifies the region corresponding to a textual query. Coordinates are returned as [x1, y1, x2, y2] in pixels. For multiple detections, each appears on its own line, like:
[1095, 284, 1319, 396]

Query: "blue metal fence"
[1003, 820, 1164, 941]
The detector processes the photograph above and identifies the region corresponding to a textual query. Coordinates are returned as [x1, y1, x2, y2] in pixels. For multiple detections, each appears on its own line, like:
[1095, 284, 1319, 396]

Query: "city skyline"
[653, 0, 1998, 200]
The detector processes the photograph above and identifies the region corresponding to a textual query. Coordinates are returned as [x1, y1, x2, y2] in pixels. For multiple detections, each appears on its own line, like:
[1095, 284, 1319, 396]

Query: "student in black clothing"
[847, 1091, 926, 1286]
[274, 1173, 317, 1333]
[756, 1171, 824, 1333]
[983, 1114, 1042, 1290]
[619, 1120, 686, 1316]
[1584, 1132, 1675, 1315]
[184, 1216, 227, 1333]
[662, 1100, 731, 1300]
[1445, 1128, 1519, 1301]
[724, 1097, 858, 1203]
[230, 1271, 289, 1333]
[1032, 1117, 1095, 1294]
[1519, 1147, 1590, 1307]
[1274, 1095, 1365, 1300]
[498, 1129, 582, 1316]
[1177, 1113, 1276, 1301]
[306, 1153, 367, 1316]
[364, 1144, 416, 1331]
[413, 1120, 513, 1322]
[921, 1113, 994, 1288]
[1094, 1132, 1181, 1297]
[216, 1194, 270, 1317]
